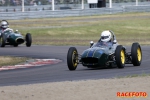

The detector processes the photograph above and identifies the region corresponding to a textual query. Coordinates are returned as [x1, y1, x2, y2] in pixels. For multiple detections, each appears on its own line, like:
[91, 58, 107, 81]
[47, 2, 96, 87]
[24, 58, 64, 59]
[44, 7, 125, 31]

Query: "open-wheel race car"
[0, 28, 32, 47]
[67, 30, 142, 71]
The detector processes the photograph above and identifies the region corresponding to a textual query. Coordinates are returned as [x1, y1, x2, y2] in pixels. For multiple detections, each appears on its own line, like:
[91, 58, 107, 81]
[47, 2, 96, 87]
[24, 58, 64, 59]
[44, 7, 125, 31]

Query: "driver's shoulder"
[4, 28, 13, 31]
[107, 42, 113, 45]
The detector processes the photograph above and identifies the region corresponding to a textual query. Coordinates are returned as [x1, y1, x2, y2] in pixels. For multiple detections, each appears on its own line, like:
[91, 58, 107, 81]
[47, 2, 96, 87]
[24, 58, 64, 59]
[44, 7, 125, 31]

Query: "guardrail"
[0, 2, 149, 12]
[0, 4, 150, 20]
[0, 4, 87, 12]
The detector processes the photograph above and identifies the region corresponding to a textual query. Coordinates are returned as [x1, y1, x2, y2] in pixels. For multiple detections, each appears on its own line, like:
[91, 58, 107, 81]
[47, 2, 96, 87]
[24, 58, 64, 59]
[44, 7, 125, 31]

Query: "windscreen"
[92, 41, 113, 48]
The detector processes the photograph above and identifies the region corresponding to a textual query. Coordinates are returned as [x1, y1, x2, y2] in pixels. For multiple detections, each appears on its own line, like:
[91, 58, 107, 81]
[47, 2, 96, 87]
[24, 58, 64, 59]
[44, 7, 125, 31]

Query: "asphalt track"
[0, 45, 149, 86]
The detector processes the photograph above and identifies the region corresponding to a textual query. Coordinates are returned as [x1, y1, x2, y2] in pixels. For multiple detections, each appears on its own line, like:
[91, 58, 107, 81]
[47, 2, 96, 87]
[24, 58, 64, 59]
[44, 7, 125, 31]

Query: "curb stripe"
[0, 59, 62, 71]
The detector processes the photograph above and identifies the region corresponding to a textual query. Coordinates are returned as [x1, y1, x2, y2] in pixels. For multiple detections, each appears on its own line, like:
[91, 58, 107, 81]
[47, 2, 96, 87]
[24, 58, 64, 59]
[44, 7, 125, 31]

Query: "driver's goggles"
[1, 25, 7, 26]
[101, 36, 109, 39]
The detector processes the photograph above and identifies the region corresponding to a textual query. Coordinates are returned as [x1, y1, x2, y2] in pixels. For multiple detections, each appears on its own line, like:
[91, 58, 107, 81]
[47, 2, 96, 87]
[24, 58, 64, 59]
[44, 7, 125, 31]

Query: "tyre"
[115, 45, 125, 68]
[67, 47, 78, 71]
[131, 43, 142, 66]
[14, 43, 18, 47]
[0, 34, 6, 47]
[26, 33, 32, 47]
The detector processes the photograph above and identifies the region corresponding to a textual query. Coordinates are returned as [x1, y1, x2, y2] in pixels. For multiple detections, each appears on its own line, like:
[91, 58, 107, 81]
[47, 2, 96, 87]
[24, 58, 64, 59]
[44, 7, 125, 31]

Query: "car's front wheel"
[67, 47, 78, 71]
[115, 45, 125, 68]
[131, 43, 142, 66]
[26, 33, 32, 47]
[0, 34, 6, 47]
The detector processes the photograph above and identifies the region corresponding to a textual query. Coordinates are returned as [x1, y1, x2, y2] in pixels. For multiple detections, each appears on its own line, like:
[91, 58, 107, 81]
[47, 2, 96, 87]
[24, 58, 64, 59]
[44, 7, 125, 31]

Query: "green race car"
[67, 31, 142, 70]
[0, 28, 32, 47]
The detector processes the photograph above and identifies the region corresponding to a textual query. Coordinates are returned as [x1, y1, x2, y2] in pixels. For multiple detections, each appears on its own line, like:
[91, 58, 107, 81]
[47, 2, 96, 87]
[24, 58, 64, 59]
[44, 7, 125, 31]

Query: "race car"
[67, 31, 142, 70]
[0, 28, 32, 47]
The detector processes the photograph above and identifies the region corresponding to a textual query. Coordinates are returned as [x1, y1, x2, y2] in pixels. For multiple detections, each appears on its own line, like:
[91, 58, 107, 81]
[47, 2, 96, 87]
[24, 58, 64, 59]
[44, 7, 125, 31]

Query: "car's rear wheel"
[0, 34, 6, 47]
[67, 47, 78, 71]
[26, 33, 32, 47]
[131, 43, 142, 66]
[115, 45, 125, 68]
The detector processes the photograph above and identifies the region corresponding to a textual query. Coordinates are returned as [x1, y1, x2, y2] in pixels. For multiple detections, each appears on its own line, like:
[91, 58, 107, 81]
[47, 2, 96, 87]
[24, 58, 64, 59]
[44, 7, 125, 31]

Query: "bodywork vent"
[16, 38, 24, 44]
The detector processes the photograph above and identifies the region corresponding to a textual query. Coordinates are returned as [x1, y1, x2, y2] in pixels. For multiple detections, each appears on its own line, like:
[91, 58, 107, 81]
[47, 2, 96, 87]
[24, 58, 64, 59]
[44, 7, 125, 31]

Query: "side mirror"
[90, 41, 94, 48]
[15, 30, 18, 33]
[113, 40, 117, 44]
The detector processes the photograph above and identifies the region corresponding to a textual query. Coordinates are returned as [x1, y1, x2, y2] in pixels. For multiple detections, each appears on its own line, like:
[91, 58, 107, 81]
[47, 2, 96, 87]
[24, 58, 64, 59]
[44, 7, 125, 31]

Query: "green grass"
[0, 56, 28, 67]
[8, 12, 150, 45]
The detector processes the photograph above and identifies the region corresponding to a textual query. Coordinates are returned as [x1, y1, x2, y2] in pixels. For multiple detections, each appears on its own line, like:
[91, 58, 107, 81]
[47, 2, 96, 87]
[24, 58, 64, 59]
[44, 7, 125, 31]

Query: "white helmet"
[0, 20, 8, 29]
[100, 30, 112, 42]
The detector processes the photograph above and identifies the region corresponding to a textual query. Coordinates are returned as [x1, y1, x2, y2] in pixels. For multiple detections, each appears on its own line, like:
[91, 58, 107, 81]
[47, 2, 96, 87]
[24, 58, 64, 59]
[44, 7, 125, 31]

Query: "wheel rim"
[72, 51, 78, 67]
[121, 50, 125, 64]
[137, 47, 142, 61]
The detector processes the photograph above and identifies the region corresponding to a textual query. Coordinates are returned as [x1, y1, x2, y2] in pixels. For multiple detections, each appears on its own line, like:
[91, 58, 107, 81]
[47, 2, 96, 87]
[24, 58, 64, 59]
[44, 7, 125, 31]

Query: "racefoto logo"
[117, 92, 148, 98]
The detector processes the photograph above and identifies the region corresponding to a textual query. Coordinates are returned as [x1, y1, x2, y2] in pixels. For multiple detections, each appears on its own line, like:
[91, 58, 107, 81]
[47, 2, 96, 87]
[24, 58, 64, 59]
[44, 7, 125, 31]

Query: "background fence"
[0, 0, 150, 19]
[0, 0, 150, 6]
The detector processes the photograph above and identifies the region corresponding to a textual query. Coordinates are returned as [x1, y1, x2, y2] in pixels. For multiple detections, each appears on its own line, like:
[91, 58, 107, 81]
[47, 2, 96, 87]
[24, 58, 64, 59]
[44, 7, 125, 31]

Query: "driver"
[98, 30, 113, 47]
[0, 20, 9, 32]
[0, 20, 13, 35]
[0, 20, 9, 36]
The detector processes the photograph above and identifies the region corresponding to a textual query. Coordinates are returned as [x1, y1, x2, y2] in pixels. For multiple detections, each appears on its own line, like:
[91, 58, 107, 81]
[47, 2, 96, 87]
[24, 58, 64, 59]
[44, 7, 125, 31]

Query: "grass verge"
[0, 56, 28, 67]
[8, 12, 150, 46]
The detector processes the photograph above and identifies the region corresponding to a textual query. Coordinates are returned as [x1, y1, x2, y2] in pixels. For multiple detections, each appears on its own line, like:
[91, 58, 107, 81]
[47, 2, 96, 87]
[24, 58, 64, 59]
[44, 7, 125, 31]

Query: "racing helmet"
[100, 30, 112, 42]
[0, 20, 9, 29]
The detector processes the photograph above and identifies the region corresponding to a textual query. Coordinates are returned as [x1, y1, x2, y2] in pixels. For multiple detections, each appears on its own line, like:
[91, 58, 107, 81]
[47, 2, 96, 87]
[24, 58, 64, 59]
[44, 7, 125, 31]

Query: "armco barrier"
[0, 5, 150, 20]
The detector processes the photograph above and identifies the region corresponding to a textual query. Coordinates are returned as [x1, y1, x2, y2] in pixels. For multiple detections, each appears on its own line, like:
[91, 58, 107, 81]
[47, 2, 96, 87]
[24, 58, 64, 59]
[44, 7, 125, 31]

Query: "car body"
[81, 43, 117, 67]
[0, 28, 32, 47]
[67, 31, 142, 70]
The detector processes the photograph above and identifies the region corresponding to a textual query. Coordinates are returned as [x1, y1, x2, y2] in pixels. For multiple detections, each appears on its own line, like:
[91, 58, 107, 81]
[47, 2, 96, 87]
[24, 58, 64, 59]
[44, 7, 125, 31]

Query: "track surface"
[0, 45, 149, 86]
